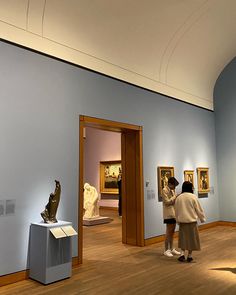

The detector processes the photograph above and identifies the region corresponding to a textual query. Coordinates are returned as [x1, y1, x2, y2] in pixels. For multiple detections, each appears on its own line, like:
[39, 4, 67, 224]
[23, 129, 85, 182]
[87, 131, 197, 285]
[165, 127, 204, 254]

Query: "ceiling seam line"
[164, 5, 210, 83]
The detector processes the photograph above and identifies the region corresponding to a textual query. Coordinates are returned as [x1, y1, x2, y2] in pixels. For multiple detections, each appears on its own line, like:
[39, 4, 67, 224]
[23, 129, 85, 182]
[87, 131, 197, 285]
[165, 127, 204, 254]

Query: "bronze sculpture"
[41, 180, 61, 223]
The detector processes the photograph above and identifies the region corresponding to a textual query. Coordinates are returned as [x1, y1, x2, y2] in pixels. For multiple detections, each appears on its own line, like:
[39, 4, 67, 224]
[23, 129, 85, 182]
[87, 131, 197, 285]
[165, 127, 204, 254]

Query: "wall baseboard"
[144, 221, 225, 246]
[0, 256, 79, 287]
[99, 206, 118, 211]
[72, 256, 79, 267]
[0, 270, 29, 287]
[217, 221, 236, 227]
[198, 221, 219, 230]
[1, 220, 236, 286]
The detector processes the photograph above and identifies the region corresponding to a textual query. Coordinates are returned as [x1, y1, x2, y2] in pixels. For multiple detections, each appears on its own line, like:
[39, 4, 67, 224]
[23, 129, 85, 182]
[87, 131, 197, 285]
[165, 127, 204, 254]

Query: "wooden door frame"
[78, 115, 144, 263]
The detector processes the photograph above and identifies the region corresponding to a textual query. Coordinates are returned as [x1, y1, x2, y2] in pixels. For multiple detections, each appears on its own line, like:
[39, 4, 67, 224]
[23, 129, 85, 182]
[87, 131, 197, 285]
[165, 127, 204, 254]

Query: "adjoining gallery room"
[0, 1, 236, 294]
[83, 126, 123, 263]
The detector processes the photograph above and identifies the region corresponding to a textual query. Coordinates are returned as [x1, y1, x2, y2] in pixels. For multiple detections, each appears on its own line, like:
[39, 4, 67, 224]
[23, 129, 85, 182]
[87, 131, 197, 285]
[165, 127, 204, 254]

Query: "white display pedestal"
[83, 216, 112, 226]
[29, 221, 75, 285]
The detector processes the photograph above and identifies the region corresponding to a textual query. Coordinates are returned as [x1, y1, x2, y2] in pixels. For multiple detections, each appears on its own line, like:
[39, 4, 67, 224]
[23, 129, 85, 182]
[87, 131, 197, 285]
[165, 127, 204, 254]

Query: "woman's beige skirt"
[178, 222, 200, 251]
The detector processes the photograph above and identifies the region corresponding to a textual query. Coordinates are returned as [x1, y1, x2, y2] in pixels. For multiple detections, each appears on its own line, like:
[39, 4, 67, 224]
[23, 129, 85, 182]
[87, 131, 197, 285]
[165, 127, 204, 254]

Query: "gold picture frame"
[184, 170, 194, 187]
[158, 166, 174, 196]
[197, 167, 210, 194]
[100, 160, 121, 194]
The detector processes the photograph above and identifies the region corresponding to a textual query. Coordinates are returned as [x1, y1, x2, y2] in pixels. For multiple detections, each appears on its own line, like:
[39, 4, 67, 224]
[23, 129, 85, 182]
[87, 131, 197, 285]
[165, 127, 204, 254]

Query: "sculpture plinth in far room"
[83, 183, 112, 226]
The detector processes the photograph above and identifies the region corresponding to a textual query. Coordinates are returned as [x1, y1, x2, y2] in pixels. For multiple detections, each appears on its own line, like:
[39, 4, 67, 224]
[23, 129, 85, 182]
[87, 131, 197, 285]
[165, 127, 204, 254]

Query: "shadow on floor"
[210, 267, 236, 274]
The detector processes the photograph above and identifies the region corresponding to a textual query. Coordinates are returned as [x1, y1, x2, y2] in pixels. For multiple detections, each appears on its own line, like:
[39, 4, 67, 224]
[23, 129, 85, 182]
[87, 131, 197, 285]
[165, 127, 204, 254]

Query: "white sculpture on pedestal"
[83, 183, 100, 219]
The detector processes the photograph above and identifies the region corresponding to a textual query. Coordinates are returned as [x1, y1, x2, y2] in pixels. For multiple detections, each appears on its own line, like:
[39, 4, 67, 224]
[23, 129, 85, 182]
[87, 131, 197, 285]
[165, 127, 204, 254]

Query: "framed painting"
[184, 170, 194, 187]
[158, 166, 174, 196]
[197, 167, 210, 194]
[100, 160, 121, 194]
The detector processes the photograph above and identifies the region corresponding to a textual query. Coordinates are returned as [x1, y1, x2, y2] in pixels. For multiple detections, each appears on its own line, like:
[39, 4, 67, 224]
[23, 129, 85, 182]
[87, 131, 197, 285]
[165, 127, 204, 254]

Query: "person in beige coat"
[175, 181, 206, 262]
[161, 177, 181, 257]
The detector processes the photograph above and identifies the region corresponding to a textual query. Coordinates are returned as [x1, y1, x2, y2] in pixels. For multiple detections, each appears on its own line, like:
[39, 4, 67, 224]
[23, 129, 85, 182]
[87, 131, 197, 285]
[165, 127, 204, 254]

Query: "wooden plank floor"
[1, 210, 236, 295]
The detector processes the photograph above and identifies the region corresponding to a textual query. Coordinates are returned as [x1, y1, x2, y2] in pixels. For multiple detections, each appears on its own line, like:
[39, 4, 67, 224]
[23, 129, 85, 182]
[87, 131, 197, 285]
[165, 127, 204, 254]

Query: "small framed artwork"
[197, 167, 210, 194]
[184, 170, 194, 187]
[158, 166, 174, 195]
[100, 160, 121, 194]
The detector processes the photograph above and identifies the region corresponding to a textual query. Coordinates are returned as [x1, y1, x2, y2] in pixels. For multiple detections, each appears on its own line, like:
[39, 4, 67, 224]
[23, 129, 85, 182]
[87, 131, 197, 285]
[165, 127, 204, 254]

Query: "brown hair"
[168, 177, 179, 187]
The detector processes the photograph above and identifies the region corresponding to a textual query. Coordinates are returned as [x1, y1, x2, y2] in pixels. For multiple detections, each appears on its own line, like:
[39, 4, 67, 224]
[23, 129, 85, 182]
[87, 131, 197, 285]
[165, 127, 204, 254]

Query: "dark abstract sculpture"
[41, 180, 61, 223]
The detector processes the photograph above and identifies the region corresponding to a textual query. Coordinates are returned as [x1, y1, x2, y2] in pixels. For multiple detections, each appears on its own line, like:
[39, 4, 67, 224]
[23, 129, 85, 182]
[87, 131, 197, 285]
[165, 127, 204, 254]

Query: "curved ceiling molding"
[159, 0, 210, 83]
[0, 0, 235, 110]
[164, 0, 236, 103]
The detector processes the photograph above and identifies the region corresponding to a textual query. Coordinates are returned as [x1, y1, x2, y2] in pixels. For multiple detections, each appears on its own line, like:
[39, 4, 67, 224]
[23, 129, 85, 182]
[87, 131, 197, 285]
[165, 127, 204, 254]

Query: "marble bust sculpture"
[83, 183, 100, 219]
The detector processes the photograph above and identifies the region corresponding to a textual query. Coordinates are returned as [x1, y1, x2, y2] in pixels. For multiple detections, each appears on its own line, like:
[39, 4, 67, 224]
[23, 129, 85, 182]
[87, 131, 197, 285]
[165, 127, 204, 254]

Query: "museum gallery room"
[0, 1, 236, 294]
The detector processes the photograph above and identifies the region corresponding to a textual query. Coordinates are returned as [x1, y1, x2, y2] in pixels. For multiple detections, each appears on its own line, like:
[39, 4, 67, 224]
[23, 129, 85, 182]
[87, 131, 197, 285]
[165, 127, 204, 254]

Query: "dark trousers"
[118, 180, 122, 216]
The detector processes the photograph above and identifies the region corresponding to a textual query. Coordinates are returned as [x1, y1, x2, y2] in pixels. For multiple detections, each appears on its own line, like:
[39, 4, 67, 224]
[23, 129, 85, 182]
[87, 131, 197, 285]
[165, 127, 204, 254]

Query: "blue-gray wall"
[0, 40, 219, 276]
[214, 57, 236, 221]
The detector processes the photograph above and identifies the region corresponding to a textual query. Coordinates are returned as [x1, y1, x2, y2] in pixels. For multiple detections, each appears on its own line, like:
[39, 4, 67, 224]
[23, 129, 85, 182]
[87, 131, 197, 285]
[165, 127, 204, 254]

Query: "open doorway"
[78, 115, 144, 263]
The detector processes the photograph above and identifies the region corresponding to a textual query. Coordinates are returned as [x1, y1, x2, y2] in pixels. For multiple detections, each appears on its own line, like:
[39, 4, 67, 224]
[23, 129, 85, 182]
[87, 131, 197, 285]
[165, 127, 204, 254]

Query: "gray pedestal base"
[29, 221, 73, 284]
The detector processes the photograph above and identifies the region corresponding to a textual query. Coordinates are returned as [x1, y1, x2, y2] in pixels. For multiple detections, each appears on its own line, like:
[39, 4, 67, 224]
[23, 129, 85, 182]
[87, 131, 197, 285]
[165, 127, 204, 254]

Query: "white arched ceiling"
[0, 0, 235, 110]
